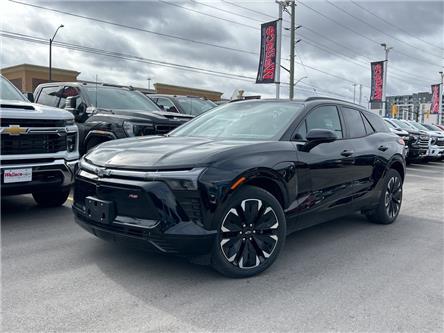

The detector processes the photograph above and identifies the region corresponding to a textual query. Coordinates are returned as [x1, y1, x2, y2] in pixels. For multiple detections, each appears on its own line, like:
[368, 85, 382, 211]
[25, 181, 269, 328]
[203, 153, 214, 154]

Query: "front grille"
[155, 124, 177, 134]
[1, 133, 67, 155]
[418, 137, 429, 148]
[1, 118, 66, 127]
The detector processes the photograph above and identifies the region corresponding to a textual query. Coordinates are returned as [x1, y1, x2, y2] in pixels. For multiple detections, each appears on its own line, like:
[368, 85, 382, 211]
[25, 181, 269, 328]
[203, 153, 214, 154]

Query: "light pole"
[147, 78, 152, 90]
[353, 83, 357, 103]
[49, 24, 64, 82]
[380, 43, 393, 116]
[439, 71, 444, 125]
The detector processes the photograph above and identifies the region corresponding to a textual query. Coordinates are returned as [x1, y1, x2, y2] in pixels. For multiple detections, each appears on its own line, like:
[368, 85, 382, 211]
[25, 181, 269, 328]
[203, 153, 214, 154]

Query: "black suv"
[34, 83, 193, 154]
[73, 98, 406, 277]
[147, 94, 216, 116]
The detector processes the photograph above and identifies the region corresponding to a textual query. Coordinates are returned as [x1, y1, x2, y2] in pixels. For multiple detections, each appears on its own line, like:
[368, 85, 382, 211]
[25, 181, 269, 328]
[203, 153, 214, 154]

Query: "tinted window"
[362, 113, 374, 134]
[342, 107, 366, 138]
[36, 86, 62, 107]
[364, 112, 389, 133]
[155, 97, 178, 112]
[59, 86, 80, 108]
[171, 101, 304, 140]
[84, 86, 160, 111]
[176, 97, 216, 116]
[301, 105, 343, 139]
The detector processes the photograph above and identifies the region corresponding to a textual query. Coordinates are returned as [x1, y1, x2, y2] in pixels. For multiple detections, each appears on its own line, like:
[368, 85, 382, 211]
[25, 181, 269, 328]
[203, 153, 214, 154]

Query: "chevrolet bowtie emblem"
[1, 125, 29, 136]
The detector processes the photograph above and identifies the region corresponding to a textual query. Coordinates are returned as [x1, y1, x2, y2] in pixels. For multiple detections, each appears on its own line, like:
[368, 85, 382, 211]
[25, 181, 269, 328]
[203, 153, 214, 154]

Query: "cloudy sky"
[1, 0, 443, 102]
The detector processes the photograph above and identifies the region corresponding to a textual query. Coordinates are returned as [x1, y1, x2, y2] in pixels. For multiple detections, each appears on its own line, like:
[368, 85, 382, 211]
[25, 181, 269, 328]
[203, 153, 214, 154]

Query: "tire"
[365, 169, 403, 225]
[32, 188, 70, 207]
[211, 185, 286, 278]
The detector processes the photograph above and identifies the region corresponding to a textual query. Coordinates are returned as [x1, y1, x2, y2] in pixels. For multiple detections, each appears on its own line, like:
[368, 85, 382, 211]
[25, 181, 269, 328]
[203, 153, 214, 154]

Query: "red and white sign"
[256, 20, 278, 84]
[430, 84, 441, 114]
[3, 168, 32, 183]
[370, 61, 384, 102]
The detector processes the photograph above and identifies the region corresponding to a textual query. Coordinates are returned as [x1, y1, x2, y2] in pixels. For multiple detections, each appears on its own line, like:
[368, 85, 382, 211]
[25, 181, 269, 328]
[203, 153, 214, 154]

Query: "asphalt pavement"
[2, 162, 443, 332]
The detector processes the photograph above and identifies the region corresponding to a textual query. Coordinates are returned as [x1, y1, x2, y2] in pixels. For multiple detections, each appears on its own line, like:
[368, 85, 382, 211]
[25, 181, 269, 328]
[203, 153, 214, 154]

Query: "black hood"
[96, 108, 193, 123]
[85, 136, 283, 170]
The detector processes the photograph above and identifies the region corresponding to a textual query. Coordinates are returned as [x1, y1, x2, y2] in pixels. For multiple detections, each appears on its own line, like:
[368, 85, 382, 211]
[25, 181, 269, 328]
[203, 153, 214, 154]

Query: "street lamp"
[147, 78, 152, 90]
[380, 43, 393, 116]
[294, 76, 308, 87]
[49, 24, 64, 81]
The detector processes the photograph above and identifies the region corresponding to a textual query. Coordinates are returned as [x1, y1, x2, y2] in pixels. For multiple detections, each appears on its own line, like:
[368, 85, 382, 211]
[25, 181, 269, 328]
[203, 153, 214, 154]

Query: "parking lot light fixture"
[49, 24, 64, 81]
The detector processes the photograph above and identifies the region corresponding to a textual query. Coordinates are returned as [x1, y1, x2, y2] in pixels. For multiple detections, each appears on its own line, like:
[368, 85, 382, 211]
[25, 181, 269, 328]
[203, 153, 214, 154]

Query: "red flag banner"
[370, 61, 384, 102]
[431, 84, 441, 114]
[256, 20, 278, 84]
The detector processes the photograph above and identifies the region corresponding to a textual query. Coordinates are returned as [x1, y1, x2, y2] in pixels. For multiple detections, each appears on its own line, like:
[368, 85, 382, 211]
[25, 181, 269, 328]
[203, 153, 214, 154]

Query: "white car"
[0, 75, 79, 206]
[407, 120, 444, 160]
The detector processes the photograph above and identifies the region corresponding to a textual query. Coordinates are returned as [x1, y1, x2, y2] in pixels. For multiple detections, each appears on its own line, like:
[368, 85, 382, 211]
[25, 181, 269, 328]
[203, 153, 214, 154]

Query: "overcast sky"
[1, 0, 443, 102]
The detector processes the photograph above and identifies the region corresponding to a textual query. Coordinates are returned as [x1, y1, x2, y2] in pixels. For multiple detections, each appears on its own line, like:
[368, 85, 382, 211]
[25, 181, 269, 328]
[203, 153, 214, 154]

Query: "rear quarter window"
[363, 112, 389, 133]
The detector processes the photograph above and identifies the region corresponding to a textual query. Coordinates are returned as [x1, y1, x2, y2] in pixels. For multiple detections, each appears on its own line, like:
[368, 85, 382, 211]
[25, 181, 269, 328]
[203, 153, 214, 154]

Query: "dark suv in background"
[34, 83, 193, 154]
[148, 94, 216, 116]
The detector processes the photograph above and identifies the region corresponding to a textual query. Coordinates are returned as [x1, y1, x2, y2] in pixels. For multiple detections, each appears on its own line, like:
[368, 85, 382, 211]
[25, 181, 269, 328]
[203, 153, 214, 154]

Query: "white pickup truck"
[0, 75, 79, 206]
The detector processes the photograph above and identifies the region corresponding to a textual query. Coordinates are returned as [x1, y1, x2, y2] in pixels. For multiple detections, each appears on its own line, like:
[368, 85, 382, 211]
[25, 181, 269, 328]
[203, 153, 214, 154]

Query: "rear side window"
[364, 112, 389, 133]
[362, 113, 375, 134]
[36, 86, 62, 107]
[342, 107, 366, 138]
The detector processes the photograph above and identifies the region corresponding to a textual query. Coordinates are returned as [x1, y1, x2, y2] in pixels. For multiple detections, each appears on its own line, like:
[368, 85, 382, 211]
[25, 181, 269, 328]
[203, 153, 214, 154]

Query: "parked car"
[34, 83, 193, 154]
[384, 118, 428, 162]
[383, 119, 409, 157]
[407, 120, 444, 161]
[147, 94, 217, 116]
[73, 97, 405, 277]
[433, 124, 444, 131]
[421, 123, 444, 134]
[0, 75, 79, 206]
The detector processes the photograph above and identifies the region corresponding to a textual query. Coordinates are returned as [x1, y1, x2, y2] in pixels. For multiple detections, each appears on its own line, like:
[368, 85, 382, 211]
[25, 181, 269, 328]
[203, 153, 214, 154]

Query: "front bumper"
[1, 159, 78, 195]
[407, 147, 427, 160]
[72, 174, 216, 255]
[427, 145, 444, 158]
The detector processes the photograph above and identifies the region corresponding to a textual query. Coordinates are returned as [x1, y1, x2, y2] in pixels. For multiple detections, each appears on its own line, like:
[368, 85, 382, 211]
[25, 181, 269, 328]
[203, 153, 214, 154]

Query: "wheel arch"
[387, 155, 405, 181]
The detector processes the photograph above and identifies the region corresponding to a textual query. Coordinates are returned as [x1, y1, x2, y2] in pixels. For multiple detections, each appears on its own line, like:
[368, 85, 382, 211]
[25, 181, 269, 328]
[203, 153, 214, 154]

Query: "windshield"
[409, 121, 430, 131]
[84, 86, 160, 111]
[0, 76, 27, 101]
[176, 97, 216, 116]
[392, 119, 415, 131]
[421, 123, 442, 131]
[170, 101, 304, 140]
[384, 120, 397, 129]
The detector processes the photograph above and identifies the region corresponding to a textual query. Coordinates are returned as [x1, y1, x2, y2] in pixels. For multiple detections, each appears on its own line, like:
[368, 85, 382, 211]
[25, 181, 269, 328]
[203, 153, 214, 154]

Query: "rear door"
[339, 106, 377, 201]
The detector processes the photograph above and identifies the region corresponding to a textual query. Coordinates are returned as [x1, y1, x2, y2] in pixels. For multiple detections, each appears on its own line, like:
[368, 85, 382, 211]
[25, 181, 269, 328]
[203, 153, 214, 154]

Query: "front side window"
[155, 97, 177, 112]
[59, 86, 80, 108]
[170, 101, 304, 141]
[342, 107, 366, 138]
[84, 86, 160, 111]
[0, 76, 27, 101]
[175, 97, 216, 116]
[36, 86, 62, 107]
[297, 105, 343, 139]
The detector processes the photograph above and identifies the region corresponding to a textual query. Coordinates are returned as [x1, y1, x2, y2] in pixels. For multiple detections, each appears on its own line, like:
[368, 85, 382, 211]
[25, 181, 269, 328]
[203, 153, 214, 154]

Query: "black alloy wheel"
[365, 169, 403, 224]
[384, 175, 402, 220]
[212, 185, 286, 278]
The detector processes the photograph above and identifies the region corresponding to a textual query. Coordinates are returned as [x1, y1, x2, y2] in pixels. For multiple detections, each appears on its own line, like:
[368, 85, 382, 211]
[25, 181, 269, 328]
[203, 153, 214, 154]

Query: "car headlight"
[67, 133, 77, 152]
[411, 135, 418, 142]
[123, 121, 154, 137]
[65, 119, 75, 126]
[431, 137, 438, 145]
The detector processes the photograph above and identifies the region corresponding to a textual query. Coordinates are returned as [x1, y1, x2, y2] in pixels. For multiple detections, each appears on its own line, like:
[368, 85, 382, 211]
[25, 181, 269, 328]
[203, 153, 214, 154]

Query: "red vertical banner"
[370, 61, 384, 102]
[256, 20, 278, 84]
[431, 84, 441, 114]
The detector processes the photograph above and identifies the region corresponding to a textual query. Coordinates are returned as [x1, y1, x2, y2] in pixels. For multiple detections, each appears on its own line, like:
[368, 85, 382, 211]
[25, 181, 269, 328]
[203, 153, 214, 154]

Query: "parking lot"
[2, 162, 443, 332]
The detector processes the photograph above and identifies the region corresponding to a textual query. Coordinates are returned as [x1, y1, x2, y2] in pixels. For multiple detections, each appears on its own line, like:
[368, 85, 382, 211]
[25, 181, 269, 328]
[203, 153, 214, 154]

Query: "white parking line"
[406, 173, 443, 181]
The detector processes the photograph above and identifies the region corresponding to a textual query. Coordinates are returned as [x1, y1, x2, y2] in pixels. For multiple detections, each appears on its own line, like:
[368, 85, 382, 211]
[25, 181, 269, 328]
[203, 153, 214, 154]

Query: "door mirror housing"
[25, 92, 34, 102]
[65, 96, 87, 122]
[306, 129, 337, 142]
[300, 129, 337, 152]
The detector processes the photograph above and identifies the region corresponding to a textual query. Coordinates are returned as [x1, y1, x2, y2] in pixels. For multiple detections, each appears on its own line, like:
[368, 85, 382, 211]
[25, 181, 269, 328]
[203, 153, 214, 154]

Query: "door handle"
[378, 145, 388, 152]
[341, 149, 354, 157]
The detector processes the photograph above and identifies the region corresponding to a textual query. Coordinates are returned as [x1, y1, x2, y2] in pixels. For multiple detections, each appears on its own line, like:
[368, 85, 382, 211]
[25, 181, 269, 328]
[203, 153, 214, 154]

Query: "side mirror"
[167, 106, 179, 113]
[25, 92, 34, 102]
[65, 96, 87, 123]
[301, 129, 337, 152]
[306, 129, 337, 142]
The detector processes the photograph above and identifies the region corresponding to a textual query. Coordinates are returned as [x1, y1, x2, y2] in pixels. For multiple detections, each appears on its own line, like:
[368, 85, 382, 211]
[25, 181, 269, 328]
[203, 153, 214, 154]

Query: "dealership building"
[1, 63, 223, 101]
